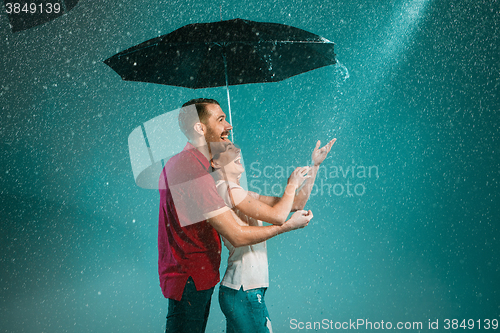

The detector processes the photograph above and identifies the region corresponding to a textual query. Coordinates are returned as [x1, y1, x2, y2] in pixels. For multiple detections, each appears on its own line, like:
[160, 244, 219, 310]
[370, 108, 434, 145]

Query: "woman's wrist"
[284, 182, 298, 195]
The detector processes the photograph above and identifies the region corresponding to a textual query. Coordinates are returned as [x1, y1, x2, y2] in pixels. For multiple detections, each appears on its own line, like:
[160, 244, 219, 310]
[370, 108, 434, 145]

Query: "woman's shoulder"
[216, 180, 243, 190]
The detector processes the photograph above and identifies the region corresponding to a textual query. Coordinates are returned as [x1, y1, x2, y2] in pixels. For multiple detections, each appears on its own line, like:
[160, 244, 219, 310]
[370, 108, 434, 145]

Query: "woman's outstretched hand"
[312, 138, 336, 166]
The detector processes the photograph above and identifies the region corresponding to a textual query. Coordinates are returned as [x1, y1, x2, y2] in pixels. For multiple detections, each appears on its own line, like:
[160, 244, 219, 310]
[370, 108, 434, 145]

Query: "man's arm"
[207, 209, 313, 248]
[230, 166, 309, 225]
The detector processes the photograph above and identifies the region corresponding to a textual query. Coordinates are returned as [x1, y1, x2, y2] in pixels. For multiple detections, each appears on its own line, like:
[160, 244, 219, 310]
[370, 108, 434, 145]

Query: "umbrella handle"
[223, 52, 234, 142]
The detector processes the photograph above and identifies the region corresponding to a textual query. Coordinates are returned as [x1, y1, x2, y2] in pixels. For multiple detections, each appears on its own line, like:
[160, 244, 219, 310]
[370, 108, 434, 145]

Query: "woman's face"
[213, 143, 244, 176]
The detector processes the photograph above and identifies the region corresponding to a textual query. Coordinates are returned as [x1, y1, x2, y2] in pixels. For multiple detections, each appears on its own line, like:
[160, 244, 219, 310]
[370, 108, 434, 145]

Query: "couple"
[158, 98, 335, 333]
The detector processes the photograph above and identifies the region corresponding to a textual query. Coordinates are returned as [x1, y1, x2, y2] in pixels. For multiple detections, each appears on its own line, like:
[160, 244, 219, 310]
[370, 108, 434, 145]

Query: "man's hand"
[282, 210, 313, 231]
[312, 138, 336, 166]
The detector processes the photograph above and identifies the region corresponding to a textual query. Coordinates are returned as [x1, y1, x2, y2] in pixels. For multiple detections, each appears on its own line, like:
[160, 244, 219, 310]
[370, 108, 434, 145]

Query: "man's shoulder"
[163, 149, 207, 185]
[166, 148, 195, 166]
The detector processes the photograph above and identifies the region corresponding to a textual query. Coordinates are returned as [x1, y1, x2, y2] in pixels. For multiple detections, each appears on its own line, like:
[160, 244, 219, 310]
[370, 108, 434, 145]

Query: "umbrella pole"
[223, 52, 234, 142]
[226, 85, 233, 142]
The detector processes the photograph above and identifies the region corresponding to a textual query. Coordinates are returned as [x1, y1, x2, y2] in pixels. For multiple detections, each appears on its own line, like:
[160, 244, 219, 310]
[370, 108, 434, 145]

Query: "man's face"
[203, 103, 232, 144]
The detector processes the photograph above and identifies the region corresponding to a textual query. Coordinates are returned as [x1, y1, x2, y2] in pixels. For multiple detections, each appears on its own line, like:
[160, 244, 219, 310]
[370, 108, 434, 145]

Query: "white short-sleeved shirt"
[216, 180, 269, 290]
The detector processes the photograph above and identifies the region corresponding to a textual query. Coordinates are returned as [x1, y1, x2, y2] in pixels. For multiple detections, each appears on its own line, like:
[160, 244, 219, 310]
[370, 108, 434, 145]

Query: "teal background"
[1, 0, 498, 332]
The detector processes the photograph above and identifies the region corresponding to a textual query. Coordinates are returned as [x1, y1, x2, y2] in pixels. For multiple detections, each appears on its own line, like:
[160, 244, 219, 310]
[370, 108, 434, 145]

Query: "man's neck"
[195, 145, 210, 162]
[189, 139, 211, 161]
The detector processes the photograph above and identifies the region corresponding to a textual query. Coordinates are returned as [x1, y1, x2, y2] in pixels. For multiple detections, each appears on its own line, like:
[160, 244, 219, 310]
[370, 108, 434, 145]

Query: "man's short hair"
[178, 98, 220, 139]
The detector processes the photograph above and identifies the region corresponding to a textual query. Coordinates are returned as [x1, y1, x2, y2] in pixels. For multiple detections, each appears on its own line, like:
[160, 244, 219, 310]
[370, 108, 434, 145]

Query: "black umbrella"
[104, 18, 336, 138]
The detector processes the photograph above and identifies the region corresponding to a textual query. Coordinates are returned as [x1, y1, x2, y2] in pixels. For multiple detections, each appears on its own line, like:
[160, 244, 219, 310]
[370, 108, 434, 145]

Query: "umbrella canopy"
[104, 18, 336, 89]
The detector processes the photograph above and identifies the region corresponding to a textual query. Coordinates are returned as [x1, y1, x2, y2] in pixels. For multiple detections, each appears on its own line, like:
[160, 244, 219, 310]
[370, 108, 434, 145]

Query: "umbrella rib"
[115, 43, 161, 58]
[191, 43, 224, 88]
[114, 40, 333, 59]
[304, 43, 337, 67]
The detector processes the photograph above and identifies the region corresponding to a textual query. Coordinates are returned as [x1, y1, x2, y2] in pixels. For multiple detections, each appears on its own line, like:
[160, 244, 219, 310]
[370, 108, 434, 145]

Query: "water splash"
[332, 60, 350, 87]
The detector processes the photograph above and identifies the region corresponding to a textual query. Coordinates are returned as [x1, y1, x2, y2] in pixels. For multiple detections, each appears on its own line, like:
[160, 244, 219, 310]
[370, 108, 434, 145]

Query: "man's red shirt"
[158, 143, 228, 301]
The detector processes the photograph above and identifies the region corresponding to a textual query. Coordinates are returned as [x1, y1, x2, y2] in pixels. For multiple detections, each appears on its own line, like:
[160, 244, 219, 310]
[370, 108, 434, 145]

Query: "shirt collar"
[183, 142, 210, 171]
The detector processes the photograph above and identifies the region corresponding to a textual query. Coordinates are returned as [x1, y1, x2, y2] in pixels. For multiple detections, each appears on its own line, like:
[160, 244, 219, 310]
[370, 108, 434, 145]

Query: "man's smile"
[220, 131, 231, 141]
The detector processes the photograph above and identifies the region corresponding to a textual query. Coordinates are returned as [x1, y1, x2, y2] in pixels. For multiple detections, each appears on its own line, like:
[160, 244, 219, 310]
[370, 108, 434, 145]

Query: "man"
[158, 98, 315, 333]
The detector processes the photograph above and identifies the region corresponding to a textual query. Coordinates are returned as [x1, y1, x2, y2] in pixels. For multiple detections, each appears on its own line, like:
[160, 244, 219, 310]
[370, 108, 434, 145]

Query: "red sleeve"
[170, 172, 227, 227]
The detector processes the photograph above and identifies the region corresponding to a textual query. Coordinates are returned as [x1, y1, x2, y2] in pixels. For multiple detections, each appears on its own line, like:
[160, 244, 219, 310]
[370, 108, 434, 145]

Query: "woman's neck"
[225, 173, 240, 184]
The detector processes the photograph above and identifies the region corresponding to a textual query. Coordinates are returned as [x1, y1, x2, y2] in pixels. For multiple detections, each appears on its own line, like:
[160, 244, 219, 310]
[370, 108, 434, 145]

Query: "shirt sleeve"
[170, 172, 228, 227]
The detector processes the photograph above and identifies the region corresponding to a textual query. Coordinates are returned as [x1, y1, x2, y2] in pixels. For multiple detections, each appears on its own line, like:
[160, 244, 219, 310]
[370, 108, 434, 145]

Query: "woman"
[210, 142, 312, 333]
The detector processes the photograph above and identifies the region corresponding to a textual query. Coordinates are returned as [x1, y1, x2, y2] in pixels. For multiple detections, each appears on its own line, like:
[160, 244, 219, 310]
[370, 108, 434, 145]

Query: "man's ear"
[193, 122, 204, 136]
